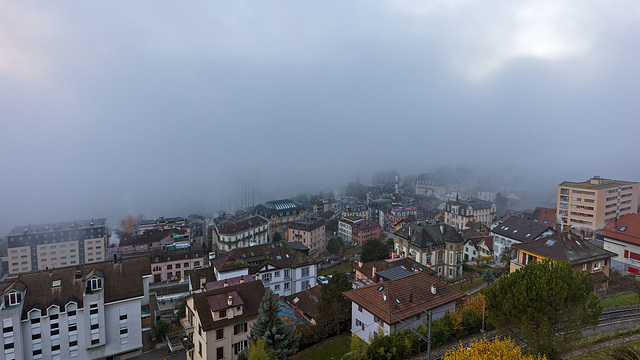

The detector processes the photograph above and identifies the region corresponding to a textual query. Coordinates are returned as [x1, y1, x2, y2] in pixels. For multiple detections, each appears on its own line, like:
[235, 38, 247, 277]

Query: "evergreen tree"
[327, 237, 342, 255]
[272, 232, 282, 242]
[317, 273, 352, 335]
[361, 238, 390, 262]
[250, 290, 300, 360]
[481, 269, 495, 283]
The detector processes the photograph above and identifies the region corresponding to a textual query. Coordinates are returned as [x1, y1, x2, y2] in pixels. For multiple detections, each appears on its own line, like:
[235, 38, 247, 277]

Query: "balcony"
[180, 317, 194, 334]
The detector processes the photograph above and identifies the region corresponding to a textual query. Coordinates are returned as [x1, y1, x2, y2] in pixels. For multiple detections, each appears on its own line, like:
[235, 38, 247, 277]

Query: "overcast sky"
[1, 1, 640, 233]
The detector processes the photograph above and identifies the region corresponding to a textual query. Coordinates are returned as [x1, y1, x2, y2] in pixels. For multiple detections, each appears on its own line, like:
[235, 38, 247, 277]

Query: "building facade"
[150, 243, 206, 283]
[184, 276, 265, 360]
[287, 218, 326, 256]
[342, 203, 369, 220]
[255, 200, 307, 240]
[490, 216, 555, 262]
[444, 199, 495, 231]
[338, 216, 361, 244]
[0, 256, 151, 360]
[7, 219, 107, 275]
[212, 215, 269, 252]
[352, 220, 382, 246]
[556, 176, 639, 235]
[393, 223, 464, 280]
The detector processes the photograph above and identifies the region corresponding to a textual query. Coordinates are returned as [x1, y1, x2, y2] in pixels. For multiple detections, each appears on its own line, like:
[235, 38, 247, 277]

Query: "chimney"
[239, 275, 244, 284]
[372, 266, 377, 276]
[227, 295, 232, 306]
[431, 283, 436, 295]
[113, 254, 117, 263]
[358, 261, 363, 268]
[440, 224, 445, 235]
[223, 279, 228, 287]
[383, 294, 387, 302]
[75, 269, 82, 279]
[392, 250, 397, 259]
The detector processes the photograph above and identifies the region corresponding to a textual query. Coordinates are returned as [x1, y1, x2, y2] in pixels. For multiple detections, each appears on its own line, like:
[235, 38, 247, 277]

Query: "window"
[167, 264, 173, 270]
[91, 339, 99, 345]
[5, 292, 22, 306]
[120, 328, 128, 335]
[582, 263, 587, 271]
[69, 340, 77, 347]
[69, 324, 77, 332]
[176, 263, 181, 269]
[216, 328, 224, 340]
[301, 280, 310, 289]
[275, 284, 280, 290]
[33, 333, 41, 340]
[234, 322, 248, 335]
[194, 261, 200, 267]
[284, 269, 290, 278]
[275, 271, 280, 277]
[89, 278, 103, 292]
[219, 310, 227, 318]
[594, 262, 602, 270]
[90, 303, 98, 315]
[301, 267, 310, 277]
[284, 282, 290, 290]
[263, 273, 271, 282]
[50, 314, 59, 320]
[234, 340, 248, 355]
[358, 305, 362, 312]
[52, 344, 60, 351]
[217, 347, 224, 360]
[68, 310, 76, 317]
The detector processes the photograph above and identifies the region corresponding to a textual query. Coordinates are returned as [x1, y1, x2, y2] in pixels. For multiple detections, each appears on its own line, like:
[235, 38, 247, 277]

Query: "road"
[136, 348, 186, 360]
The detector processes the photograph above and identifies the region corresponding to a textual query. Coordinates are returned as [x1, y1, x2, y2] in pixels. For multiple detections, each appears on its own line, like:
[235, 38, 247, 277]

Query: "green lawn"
[343, 246, 363, 256]
[571, 339, 640, 359]
[294, 333, 351, 360]
[463, 263, 491, 273]
[319, 262, 353, 277]
[600, 292, 640, 308]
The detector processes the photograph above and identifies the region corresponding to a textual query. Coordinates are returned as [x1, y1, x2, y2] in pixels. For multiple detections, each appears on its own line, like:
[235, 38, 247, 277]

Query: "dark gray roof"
[491, 216, 553, 242]
[8, 218, 107, 236]
[395, 223, 464, 249]
[376, 267, 414, 281]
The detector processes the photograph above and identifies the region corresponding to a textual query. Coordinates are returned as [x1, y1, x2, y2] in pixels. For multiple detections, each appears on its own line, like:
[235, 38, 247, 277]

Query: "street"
[136, 347, 186, 360]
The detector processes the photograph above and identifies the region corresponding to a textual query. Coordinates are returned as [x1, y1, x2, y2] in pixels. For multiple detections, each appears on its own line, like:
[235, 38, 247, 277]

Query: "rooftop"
[212, 241, 318, 274]
[559, 176, 637, 190]
[601, 214, 640, 246]
[8, 218, 107, 236]
[394, 223, 464, 248]
[513, 231, 617, 265]
[216, 215, 268, 235]
[491, 216, 554, 243]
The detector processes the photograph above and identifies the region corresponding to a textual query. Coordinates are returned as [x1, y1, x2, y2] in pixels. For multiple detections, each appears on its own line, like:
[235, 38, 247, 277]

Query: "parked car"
[317, 276, 328, 285]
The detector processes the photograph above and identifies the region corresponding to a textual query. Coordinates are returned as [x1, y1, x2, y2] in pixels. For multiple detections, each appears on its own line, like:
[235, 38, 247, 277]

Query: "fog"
[2, 1, 640, 234]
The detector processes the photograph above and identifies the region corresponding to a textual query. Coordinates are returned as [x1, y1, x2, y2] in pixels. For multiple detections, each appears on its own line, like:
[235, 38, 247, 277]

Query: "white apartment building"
[212, 215, 269, 252]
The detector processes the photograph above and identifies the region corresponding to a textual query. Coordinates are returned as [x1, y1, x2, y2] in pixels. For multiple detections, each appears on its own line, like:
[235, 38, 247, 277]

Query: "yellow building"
[510, 231, 616, 295]
[556, 176, 639, 235]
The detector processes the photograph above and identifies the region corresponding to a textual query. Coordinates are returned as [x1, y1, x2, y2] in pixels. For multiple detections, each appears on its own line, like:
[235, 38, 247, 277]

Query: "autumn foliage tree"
[119, 214, 143, 235]
[443, 337, 547, 360]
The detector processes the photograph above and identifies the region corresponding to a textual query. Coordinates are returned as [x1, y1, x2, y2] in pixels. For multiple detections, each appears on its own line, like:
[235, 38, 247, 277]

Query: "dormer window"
[4, 292, 22, 307]
[86, 277, 103, 294]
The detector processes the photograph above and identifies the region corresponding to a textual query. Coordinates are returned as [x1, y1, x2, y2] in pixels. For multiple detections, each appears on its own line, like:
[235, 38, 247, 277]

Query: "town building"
[188, 267, 217, 294]
[510, 232, 616, 295]
[491, 216, 555, 261]
[601, 214, 640, 274]
[352, 220, 382, 246]
[311, 200, 331, 215]
[149, 242, 205, 283]
[211, 242, 318, 297]
[343, 272, 465, 342]
[556, 176, 639, 235]
[393, 223, 464, 280]
[477, 236, 494, 260]
[255, 200, 307, 240]
[354, 257, 434, 283]
[342, 202, 369, 220]
[136, 217, 189, 235]
[183, 275, 265, 360]
[0, 256, 151, 360]
[6, 219, 107, 275]
[443, 198, 495, 231]
[287, 217, 325, 257]
[107, 229, 187, 258]
[211, 215, 269, 252]
[338, 216, 362, 244]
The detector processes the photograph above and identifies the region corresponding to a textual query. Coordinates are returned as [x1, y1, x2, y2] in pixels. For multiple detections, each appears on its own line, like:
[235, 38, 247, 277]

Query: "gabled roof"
[189, 267, 217, 291]
[447, 199, 494, 210]
[343, 272, 465, 325]
[212, 241, 317, 274]
[216, 215, 268, 235]
[513, 232, 617, 265]
[394, 223, 464, 249]
[354, 257, 435, 281]
[285, 285, 321, 319]
[478, 236, 493, 251]
[601, 214, 640, 247]
[491, 216, 553, 243]
[462, 229, 481, 241]
[192, 278, 265, 331]
[0, 256, 150, 320]
[530, 207, 556, 227]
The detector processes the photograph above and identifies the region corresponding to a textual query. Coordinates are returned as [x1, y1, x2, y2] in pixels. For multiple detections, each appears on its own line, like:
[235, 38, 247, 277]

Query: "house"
[211, 241, 318, 297]
[6, 218, 108, 275]
[556, 176, 639, 236]
[284, 285, 322, 325]
[0, 256, 151, 360]
[601, 214, 640, 274]
[491, 216, 555, 262]
[352, 220, 382, 246]
[343, 272, 465, 342]
[211, 215, 269, 252]
[462, 237, 483, 262]
[287, 217, 326, 257]
[477, 236, 494, 259]
[393, 222, 464, 280]
[183, 276, 265, 360]
[530, 207, 556, 229]
[511, 232, 617, 294]
[149, 242, 205, 283]
[255, 200, 307, 241]
[444, 198, 496, 231]
[354, 257, 435, 283]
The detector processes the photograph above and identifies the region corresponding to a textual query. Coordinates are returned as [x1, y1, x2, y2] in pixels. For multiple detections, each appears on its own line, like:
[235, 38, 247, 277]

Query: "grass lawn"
[463, 263, 491, 273]
[294, 333, 351, 360]
[600, 292, 640, 308]
[452, 279, 486, 293]
[319, 262, 353, 277]
[343, 246, 363, 256]
[571, 339, 640, 359]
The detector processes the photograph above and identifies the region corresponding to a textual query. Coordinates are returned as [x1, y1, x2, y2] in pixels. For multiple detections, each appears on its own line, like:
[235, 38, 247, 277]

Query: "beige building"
[556, 176, 639, 235]
[287, 217, 326, 256]
[7, 219, 107, 275]
[444, 199, 495, 231]
[183, 276, 265, 360]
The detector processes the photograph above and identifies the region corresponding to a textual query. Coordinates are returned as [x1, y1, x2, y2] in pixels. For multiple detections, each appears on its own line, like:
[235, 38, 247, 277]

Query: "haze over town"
[2, 1, 640, 232]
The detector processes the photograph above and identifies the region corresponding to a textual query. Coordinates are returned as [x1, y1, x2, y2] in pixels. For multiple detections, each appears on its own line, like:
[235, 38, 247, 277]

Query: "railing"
[180, 317, 193, 333]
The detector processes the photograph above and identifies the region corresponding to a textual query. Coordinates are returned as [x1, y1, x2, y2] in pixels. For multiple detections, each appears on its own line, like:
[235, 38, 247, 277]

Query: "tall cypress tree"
[250, 289, 300, 360]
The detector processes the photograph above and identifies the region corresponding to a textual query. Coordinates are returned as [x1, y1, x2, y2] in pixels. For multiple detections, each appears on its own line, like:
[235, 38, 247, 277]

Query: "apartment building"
[212, 242, 318, 297]
[393, 223, 464, 280]
[255, 200, 307, 240]
[150, 243, 205, 283]
[511, 232, 616, 294]
[287, 217, 326, 256]
[338, 216, 362, 244]
[212, 215, 269, 252]
[556, 176, 639, 235]
[136, 217, 189, 234]
[0, 256, 151, 360]
[7, 219, 107, 275]
[183, 276, 265, 360]
[342, 202, 369, 220]
[443, 198, 495, 231]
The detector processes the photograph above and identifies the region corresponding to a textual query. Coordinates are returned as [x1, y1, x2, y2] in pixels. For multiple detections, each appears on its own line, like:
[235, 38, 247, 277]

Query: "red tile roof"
[530, 207, 556, 227]
[601, 214, 640, 246]
[343, 272, 465, 325]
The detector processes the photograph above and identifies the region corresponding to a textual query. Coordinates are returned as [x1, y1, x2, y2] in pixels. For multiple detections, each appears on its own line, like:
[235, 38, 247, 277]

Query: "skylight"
[395, 299, 400, 304]
[544, 239, 556, 247]
[620, 226, 627, 232]
[52, 280, 61, 287]
[513, 230, 518, 233]
[526, 234, 531, 237]
[377, 285, 384, 291]
[276, 255, 282, 260]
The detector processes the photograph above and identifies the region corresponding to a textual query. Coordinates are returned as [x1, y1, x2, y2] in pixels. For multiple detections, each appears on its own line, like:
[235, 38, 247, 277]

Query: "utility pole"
[427, 310, 432, 360]
[481, 304, 485, 333]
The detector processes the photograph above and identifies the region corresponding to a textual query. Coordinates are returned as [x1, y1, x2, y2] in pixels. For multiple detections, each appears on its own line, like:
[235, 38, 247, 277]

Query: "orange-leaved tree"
[443, 337, 547, 360]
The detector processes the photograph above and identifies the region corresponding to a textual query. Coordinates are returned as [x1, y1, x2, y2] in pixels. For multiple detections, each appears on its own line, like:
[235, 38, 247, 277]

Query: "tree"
[317, 273, 352, 335]
[326, 219, 338, 233]
[272, 232, 282, 242]
[247, 338, 276, 360]
[485, 260, 602, 359]
[327, 237, 342, 255]
[443, 337, 547, 360]
[361, 238, 390, 263]
[481, 269, 495, 283]
[250, 290, 300, 360]
[119, 214, 143, 235]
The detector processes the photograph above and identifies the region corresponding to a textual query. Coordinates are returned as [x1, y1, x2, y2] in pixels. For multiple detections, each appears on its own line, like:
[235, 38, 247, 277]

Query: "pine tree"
[481, 269, 495, 283]
[250, 290, 300, 360]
